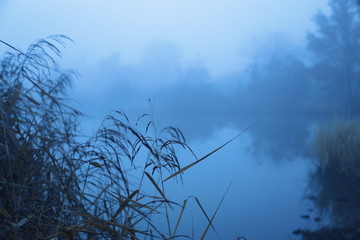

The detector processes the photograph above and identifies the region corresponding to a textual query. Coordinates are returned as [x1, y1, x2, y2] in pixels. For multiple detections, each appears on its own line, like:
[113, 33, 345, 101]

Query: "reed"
[308, 117, 360, 225]
[0, 36, 239, 239]
[313, 117, 360, 180]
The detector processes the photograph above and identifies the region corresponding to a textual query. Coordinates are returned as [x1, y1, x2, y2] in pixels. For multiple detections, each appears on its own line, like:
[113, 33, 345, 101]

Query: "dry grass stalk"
[0, 36, 243, 239]
[314, 117, 360, 180]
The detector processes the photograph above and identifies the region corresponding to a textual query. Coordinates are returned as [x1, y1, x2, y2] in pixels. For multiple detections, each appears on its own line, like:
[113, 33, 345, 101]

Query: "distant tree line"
[240, 0, 360, 159]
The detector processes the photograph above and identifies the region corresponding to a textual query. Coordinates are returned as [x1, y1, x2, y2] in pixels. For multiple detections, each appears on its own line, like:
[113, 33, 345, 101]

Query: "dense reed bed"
[314, 118, 360, 180]
[307, 117, 360, 226]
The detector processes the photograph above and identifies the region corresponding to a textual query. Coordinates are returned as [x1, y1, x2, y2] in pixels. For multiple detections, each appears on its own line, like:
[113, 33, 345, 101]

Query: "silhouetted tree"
[307, 0, 360, 114]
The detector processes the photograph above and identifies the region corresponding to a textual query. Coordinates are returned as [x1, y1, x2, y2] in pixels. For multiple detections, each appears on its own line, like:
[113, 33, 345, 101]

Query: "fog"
[0, 0, 327, 76]
[74, 37, 315, 161]
[2, 0, 360, 239]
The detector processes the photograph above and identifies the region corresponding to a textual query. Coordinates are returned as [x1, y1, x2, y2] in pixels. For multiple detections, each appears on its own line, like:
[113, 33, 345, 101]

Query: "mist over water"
[2, 0, 360, 239]
[69, 40, 318, 238]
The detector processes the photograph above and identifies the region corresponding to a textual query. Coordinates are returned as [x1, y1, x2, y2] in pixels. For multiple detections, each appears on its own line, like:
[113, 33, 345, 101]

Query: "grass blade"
[173, 199, 188, 237]
[193, 197, 219, 237]
[111, 190, 139, 221]
[145, 172, 168, 201]
[163, 124, 254, 182]
[200, 178, 235, 240]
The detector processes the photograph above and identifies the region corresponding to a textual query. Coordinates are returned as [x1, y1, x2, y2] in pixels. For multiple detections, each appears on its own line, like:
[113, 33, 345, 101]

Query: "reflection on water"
[307, 170, 360, 226]
[77, 111, 360, 239]
[294, 118, 360, 239]
[165, 127, 312, 240]
[182, 119, 360, 240]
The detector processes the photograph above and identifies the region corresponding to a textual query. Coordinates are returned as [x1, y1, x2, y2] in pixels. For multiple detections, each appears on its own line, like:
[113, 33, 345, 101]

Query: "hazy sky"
[0, 0, 327, 77]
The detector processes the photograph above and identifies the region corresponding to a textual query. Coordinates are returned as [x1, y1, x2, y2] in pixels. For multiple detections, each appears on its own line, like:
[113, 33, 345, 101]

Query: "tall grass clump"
[0, 35, 82, 239]
[313, 118, 360, 179]
[308, 117, 360, 225]
[0, 36, 236, 239]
